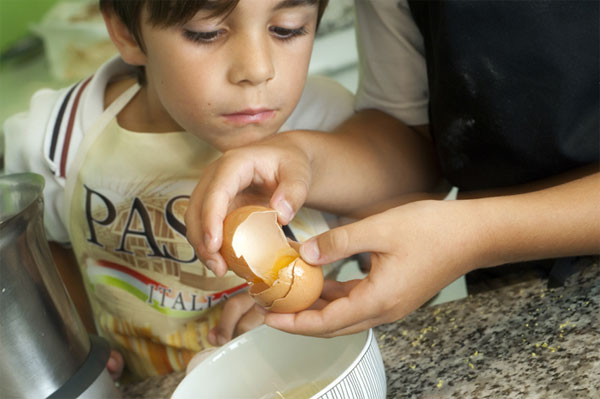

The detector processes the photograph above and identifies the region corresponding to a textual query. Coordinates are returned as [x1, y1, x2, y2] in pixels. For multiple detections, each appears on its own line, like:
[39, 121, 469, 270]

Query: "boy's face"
[137, 0, 319, 151]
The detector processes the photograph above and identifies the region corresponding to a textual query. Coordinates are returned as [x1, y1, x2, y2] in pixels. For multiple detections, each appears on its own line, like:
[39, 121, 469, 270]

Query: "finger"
[107, 350, 124, 381]
[186, 156, 259, 276]
[299, 214, 392, 265]
[320, 279, 361, 302]
[197, 251, 229, 279]
[186, 348, 218, 375]
[287, 238, 301, 252]
[185, 168, 229, 277]
[234, 304, 267, 337]
[213, 293, 256, 345]
[265, 276, 382, 337]
[200, 153, 262, 253]
[207, 327, 218, 346]
[184, 171, 211, 257]
[269, 158, 311, 225]
[308, 297, 330, 311]
[317, 318, 379, 338]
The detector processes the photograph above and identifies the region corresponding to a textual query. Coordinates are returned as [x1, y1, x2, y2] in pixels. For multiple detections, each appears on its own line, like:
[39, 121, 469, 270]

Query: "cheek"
[152, 60, 220, 121]
[274, 46, 313, 109]
[146, 38, 218, 103]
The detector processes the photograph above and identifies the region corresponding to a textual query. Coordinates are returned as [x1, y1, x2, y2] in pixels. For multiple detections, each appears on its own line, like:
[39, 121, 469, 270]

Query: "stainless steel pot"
[0, 173, 117, 398]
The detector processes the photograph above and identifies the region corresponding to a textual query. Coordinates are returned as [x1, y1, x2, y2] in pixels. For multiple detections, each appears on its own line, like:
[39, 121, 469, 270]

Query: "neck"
[105, 77, 183, 133]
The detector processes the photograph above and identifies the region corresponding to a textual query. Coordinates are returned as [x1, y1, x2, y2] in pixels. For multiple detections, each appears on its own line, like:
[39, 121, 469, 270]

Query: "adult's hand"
[265, 200, 478, 337]
[265, 171, 600, 337]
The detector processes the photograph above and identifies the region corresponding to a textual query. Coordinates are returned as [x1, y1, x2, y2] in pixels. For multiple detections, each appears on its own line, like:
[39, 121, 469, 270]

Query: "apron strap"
[63, 82, 141, 239]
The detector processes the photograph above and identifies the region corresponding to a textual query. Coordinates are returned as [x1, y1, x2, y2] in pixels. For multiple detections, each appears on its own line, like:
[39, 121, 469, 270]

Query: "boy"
[3, 0, 353, 380]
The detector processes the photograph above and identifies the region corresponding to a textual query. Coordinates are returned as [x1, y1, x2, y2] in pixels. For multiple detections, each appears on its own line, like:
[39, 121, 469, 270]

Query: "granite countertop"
[120, 257, 599, 399]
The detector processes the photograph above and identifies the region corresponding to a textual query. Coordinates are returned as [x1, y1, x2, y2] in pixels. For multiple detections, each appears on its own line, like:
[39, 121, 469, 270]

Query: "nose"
[228, 33, 275, 86]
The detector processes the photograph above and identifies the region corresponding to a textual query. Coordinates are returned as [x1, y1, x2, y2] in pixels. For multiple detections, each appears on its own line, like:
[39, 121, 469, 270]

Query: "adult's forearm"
[464, 172, 600, 269]
[291, 109, 439, 214]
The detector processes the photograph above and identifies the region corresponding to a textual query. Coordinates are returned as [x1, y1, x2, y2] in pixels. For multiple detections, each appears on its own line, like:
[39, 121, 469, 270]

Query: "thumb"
[299, 216, 387, 265]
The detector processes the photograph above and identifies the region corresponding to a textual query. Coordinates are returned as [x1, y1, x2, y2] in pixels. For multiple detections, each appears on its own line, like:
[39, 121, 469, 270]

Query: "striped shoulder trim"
[44, 76, 93, 178]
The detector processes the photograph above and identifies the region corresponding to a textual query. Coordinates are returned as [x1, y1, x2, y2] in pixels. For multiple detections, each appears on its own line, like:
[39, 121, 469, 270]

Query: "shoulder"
[3, 84, 74, 177]
[355, 0, 416, 29]
[281, 75, 354, 132]
[3, 56, 135, 242]
[354, 0, 429, 126]
[6, 56, 136, 174]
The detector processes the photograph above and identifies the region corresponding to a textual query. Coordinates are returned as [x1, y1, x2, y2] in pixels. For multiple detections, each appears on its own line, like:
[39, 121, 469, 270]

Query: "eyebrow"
[273, 0, 318, 11]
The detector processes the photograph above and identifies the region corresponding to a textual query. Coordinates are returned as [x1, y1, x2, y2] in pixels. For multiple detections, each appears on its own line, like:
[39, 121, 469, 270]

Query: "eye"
[183, 29, 225, 44]
[269, 26, 308, 41]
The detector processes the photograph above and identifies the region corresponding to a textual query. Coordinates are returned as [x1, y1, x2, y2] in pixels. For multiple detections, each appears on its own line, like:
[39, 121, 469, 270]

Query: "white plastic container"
[31, 1, 117, 81]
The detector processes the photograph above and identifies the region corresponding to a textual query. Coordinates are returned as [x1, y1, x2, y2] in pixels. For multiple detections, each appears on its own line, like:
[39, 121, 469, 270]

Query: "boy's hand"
[265, 200, 478, 337]
[107, 349, 124, 381]
[208, 292, 267, 346]
[185, 134, 312, 277]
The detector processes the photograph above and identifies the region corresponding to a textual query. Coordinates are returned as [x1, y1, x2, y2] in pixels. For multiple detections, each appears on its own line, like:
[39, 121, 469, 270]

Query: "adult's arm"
[185, 109, 439, 276]
[296, 109, 438, 214]
[266, 169, 600, 337]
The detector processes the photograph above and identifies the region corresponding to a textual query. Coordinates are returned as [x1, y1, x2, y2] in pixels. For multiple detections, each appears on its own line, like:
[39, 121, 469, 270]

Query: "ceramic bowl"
[172, 325, 386, 399]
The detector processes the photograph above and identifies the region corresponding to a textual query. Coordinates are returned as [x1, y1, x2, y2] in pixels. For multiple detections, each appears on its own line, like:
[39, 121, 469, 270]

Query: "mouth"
[222, 108, 276, 125]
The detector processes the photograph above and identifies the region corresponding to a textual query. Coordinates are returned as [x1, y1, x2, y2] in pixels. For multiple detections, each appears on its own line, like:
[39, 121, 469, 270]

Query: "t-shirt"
[354, 0, 429, 126]
[70, 118, 337, 377]
[4, 57, 355, 378]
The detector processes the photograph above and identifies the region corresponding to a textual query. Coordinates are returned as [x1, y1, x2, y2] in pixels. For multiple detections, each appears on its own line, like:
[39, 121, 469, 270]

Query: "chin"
[190, 119, 283, 151]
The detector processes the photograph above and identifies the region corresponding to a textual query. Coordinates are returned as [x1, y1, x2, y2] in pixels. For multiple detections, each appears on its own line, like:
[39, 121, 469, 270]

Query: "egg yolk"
[260, 254, 298, 286]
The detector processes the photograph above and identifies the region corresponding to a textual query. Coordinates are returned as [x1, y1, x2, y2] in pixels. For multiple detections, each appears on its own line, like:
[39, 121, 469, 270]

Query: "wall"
[0, 0, 61, 51]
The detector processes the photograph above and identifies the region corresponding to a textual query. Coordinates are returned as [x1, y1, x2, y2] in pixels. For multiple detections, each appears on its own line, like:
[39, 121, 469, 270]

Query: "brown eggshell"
[249, 263, 295, 308]
[221, 205, 324, 313]
[220, 205, 276, 283]
[265, 258, 324, 313]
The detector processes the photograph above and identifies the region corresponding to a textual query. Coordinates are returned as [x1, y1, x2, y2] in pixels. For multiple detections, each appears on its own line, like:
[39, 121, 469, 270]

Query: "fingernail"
[204, 233, 214, 251]
[300, 240, 320, 263]
[205, 259, 217, 272]
[275, 199, 294, 223]
[207, 328, 217, 344]
[217, 335, 228, 346]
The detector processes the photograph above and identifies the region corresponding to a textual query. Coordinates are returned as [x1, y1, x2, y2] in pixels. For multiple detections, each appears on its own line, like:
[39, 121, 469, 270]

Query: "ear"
[102, 8, 146, 66]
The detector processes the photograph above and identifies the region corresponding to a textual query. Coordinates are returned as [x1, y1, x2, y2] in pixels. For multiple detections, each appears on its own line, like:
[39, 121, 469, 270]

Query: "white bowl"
[172, 325, 386, 399]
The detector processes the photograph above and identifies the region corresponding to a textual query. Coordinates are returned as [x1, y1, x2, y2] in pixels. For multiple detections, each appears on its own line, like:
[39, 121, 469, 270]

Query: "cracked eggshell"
[220, 205, 272, 283]
[249, 263, 295, 308]
[220, 205, 323, 313]
[266, 257, 324, 313]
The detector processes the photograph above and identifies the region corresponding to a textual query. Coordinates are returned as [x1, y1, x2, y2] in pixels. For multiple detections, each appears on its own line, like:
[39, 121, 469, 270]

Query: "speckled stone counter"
[120, 258, 599, 399]
[379, 257, 599, 398]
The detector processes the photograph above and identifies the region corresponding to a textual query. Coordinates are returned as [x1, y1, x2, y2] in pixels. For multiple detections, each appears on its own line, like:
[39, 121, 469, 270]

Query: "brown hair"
[100, 0, 328, 84]
[100, 0, 329, 52]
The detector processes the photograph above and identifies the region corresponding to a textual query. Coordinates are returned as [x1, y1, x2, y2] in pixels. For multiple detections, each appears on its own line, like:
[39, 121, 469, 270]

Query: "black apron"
[407, 0, 599, 190]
